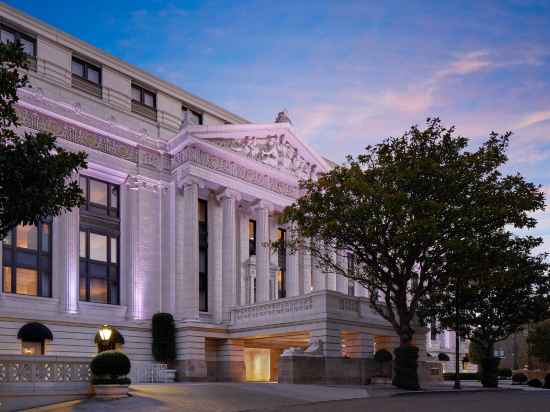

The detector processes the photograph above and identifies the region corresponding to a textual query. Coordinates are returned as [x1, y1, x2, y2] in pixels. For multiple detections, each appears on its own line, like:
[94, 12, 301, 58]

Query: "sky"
[9, 0, 550, 250]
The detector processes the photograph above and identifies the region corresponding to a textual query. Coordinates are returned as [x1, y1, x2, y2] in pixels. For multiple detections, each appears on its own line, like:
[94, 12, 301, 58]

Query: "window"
[71, 57, 102, 97]
[182, 106, 203, 125]
[79, 175, 120, 305]
[2, 222, 52, 297]
[249, 220, 256, 256]
[131, 83, 157, 120]
[199, 199, 208, 312]
[18, 322, 52, 355]
[0, 25, 36, 56]
[276, 229, 286, 299]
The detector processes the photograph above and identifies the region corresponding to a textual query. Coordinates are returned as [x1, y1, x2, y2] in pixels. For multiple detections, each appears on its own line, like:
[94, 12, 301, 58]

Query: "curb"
[392, 388, 520, 397]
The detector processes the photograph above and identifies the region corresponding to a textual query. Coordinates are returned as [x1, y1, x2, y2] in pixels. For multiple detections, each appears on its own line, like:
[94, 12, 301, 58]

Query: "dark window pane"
[16, 250, 38, 267]
[109, 282, 118, 305]
[89, 262, 108, 278]
[72, 59, 84, 77]
[3, 230, 11, 246]
[143, 91, 155, 107]
[198, 200, 207, 222]
[80, 231, 86, 258]
[41, 224, 50, 252]
[41, 272, 51, 297]
[1, 29, 15, 43]
[79, 260, 86, 276]
[110, 186, 118, 209]
[87, 66, 100, 84]
[79, 276, 86, 300]
[89, 233, 107, 261]
[189, 110, 202, 125]
[89, 179, 108, 206]
[20, 37, 35, 55]
[16, 225, 37, 250]
[40, 256, 50, 272]
[90, 278, 108, 303]
[199, 249, 207, 273]
[131, 85, 141, 101]
[3, 266, 12, 293]
[15, 268, 38, 296]
[79, 176, 87, 197]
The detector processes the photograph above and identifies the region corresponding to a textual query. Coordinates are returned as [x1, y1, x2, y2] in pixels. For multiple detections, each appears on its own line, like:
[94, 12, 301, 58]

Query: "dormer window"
[182, 106, 203, 125]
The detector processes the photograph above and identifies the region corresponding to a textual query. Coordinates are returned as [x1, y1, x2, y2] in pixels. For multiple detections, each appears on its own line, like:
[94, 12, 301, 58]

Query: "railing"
[132, 100, 158, 121]
[131, 363, 175, 383]
[71, 74, 102, 98]
[0, 355, 91, 384]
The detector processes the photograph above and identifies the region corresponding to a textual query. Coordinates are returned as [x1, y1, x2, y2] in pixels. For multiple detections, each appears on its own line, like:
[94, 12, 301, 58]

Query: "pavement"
[6, 381, 550, 412]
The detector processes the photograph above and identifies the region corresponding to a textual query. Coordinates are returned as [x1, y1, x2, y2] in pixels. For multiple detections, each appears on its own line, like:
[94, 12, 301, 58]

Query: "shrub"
[527, 378, 542, 388]
[438, 352, 450, 362]
[443, 372, 479, 381]
[392, 346, 420, 390]
[480, 357, 500, 388]
[544, 373, 550, 389]
[498, 368, 513, 378]
[90, 350, 131, 384]
[152, 312, 176, 363]
[512, 372, 528, 384]
[374, 349, 393, 363]
[92, 376, 132, 385]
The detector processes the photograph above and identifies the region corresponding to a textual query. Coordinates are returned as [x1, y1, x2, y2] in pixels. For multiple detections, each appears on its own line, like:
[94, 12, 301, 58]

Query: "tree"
[528, 320, 550, 367]
[0, 41, 87, 238]
[279, 118, 544, 389]
[420, 232, 550, 387]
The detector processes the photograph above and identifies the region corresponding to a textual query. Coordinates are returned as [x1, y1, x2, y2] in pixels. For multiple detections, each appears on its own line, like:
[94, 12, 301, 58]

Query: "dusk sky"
[11, 0, 550, 250]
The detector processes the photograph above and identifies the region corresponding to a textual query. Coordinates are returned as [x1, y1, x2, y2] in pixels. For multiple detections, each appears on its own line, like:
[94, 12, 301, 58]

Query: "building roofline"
[0, 2, 249, 125]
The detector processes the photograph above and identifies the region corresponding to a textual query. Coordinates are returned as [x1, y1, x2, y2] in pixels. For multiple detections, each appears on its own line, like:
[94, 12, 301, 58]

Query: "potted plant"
[90, 350, 132, 398]
[372, 349, 393, 384]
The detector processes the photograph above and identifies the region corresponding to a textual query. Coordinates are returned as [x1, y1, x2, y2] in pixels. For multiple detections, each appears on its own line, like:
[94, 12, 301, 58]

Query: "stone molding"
[216, 187, 242, 203]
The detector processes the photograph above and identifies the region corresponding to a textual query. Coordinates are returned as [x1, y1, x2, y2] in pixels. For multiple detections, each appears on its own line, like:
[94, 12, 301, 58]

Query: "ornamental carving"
[174, 145, 300, 198]
[16, 105, 138, 164]
[208, 135, 318, 180]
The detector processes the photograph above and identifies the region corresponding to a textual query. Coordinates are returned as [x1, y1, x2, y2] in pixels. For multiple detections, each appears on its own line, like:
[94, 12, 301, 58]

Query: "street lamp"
[98, 324, 112, 342]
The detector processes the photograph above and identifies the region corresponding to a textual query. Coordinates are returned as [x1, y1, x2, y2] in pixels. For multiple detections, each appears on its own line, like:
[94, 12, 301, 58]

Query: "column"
[312, 255, 326, 291]
[285, 225, 300, 297]
[126, 179, 140, 319]
[254, 201, 270, 303]
[175, 329, 206, 380]
[326, 247, 337, 291]
[355, 281, 368, 298]
[177, 178, 200, 319]
[301, 238, 312, 294]
[218, 188, 240, 318]
[238, 211, 249, 306]
[217, 339, 245, 381]
[208, 192, 223, 322]
[161, 182, 176, 314]
[335, 252, 348, 294]
[58, 207, 80, 314]
[310, 324, 341, 357]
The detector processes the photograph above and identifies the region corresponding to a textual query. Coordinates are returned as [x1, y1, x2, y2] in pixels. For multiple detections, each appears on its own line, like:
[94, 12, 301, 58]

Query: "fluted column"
[58, 206, 80, 314]
[126, 179, 140, 319]
[253, 201, 271, 303]
[218, 188, 241, 319]
[286, 225, 300, 297]
[238, 211, 249, 306]
[180, 179, 200, 319]
[301, 238, 312, 294]
[312, 255, 326, 291]
[208, 192, 223, 322]
[335, 252, 348, 294]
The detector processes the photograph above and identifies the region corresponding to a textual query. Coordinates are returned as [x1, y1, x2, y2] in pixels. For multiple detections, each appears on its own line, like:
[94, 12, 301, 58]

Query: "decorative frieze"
[232, 296, 314, 322]
[174, 145, 300, 198]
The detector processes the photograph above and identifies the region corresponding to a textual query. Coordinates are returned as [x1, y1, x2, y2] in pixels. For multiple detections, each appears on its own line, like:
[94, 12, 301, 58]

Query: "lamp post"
[98, 325, 112, 352]
[454, 280, 461, 390]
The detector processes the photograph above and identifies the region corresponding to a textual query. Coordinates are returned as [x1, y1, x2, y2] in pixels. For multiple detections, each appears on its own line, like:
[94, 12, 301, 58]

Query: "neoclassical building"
[0, 3, 431, 384]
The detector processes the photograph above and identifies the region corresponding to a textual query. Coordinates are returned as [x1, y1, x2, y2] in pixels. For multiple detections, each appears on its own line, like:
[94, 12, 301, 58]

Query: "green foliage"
[392, 346, 420, 390]
[527, 378, 542, 388]
[527, 320, 550, 365]
[374, 348, 393, 363]
[443, 372, 479, 381]
[0, 40, 87, 238]
[512, 372, 528, 384]
[152, 312, 176, 363]
[90, 350, 131, 382]
[468, 340, 484, 365]
[91, 376, 131, 385]
[480, 357, 500, 388]
[498, 368, 513, 378]
[279, 118, 545, 388]
[438, 352, 450, 362]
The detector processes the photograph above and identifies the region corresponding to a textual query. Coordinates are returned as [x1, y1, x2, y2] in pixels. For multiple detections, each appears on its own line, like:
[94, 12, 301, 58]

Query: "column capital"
[250, 199, 274, 213]
[216, 187, 242, 203]
[177, 174, 206, 191]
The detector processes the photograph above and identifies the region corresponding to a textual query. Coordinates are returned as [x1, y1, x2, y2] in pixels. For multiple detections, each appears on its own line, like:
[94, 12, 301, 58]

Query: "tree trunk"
[392, 332, 420, 390]
[479, 342, 499, 388]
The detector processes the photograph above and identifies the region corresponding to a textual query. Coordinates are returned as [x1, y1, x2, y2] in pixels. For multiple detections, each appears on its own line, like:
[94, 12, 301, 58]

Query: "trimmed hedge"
[443, 372, 479, 381]
[90, 350, 131, 384]
[498, 368, 513, 378]
[544, 373, 550, 389]
[152, 312, 176, 363]
[392, 346, 420, 390]
[374, 349, 393, 363]
[527, 378, 542, 388]
[512, 372, 528, 384]
[438, 352, 450, 362]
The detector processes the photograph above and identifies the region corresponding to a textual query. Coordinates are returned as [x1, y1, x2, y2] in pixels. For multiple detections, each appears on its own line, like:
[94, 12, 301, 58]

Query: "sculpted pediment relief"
[208, 134, 318, 180]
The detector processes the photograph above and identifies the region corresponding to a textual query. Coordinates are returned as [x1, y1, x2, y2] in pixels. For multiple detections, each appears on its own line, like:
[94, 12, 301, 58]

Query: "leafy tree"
[279, 118, 544, 389]
[528, 320, 550, 366]
[420, 232, 550, 387]
[0, 41, 87, 238]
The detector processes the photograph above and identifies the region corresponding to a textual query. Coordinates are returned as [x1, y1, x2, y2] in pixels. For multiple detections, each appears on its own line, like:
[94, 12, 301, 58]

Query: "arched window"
[94, 326, 124, 352]
[17, 322, 53, 355]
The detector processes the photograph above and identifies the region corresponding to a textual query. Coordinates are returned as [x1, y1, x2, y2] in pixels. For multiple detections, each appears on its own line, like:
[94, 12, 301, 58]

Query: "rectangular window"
[0, 25, 36, 57]
[276, 228, 286, 299]
[131, 84, 157, 120]
[199, 199, 208, 312]
[71, 57, 102, 97]
[182, 106, 203, 126]
[79, 175, 120, 305]
[249, 220, 256, 256]
[2, 222, 52, 297]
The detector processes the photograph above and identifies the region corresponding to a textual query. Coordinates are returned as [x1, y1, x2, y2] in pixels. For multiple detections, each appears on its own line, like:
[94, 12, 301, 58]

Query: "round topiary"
[392, 346, 420, 390]
[527, 378, 542, 388]
[512, 372, 528, 385]
[438, 352, 450, 362]
[374, 349, 393, 363]
[90, 350, 131, 381]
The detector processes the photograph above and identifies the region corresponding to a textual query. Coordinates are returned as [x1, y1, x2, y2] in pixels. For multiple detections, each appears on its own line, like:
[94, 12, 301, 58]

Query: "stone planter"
[93, 384, 129, 399]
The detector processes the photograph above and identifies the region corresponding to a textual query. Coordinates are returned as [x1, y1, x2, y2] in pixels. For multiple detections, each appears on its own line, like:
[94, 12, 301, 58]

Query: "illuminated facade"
[0, 4, 431, 383]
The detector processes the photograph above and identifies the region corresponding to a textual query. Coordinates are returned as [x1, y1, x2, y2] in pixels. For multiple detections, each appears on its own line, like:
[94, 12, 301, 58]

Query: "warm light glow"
[244, 348, 271, 382]
[98, 325, 112, 341]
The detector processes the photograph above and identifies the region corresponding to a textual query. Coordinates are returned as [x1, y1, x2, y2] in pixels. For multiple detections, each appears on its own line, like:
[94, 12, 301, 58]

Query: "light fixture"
[98, 324, 112, 342]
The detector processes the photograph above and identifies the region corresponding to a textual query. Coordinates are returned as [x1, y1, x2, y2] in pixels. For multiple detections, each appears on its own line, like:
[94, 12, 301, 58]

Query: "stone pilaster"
[312, 255, 326, 291]
[335, 253, 348, 294]
[253, 201, 271, 303]
[208, 192, 223, 322]
[126, 178, 140, 320]
[161, 182, 177, 314]
[285, 225, 300, 297]
[181, 179, 200, 319]
[58, 207, 80, 314]
[175, 330, 207, 381]
[310, 324, 341, 357]
[218, 189, 241, 319]
[301, 238, 312, 294]
[238, 210, 249, 306]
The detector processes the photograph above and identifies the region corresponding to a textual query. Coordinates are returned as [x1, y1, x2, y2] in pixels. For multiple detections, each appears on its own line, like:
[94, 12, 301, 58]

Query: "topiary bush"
[152, 312, 176, 363]
[438, 352, 450, 362]
[498, 368, 512, 379]
[392, 346, 420, 390]
[512, 372, 528, 385]
[527, 378, 542, 388]
[544, 373, 550, 389]
[480, 357, 500, 388]
[90, 350, 131, 385]
[374, 349, 393, 363]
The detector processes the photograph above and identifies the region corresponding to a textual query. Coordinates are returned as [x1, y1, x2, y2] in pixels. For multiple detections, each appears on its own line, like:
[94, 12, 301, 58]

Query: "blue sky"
[10, 0, 550, 249]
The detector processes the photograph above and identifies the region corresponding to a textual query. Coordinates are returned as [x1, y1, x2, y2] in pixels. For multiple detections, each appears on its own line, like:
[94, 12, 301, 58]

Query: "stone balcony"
[228, 290, 387, 330]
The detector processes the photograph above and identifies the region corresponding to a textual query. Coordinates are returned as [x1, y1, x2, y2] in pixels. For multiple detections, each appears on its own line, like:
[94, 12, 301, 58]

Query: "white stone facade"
[0, 3, 428, 383]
